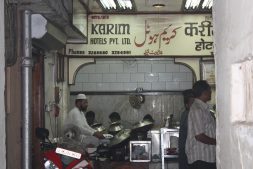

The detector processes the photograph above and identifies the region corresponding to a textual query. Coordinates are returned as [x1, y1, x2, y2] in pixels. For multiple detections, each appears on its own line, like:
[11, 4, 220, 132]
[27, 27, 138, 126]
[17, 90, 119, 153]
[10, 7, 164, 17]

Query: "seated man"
[143, 114, 154, 123]
[85, 111, 95, 126]
[109, 112, 121, 123]
[63, 94, 104, 148]
[109, 111, 132, 129]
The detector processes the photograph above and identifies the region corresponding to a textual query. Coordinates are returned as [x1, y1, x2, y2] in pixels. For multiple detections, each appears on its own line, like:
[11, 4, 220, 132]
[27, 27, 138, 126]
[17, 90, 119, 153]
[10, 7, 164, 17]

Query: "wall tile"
[102, 74, 117, 82]
[136, 60, 145, 64]
[180, 82, 193, 90]
[166, 64, 180, 72]
[152, 64, 166, 72]
[71, 59, 193, 92]
[70, 83, 83, 91]
[172, 72, 188, 82]
[166, 81, 180, 90]
[123, 83, 137, 91]
[83, 83, 96, 91]
[152, 82, 166, 90]
[137, 83, 151, 90]
[156, 59, 174, 64]
[145, 73, 159, 82]
[158, 73, 173, 81]
[138, 64, 151, 73]
[116, 73, 131, 82]
[96, 59, 117, 64]
[96, 83, 110, 91]
[130, 73, 145, 82]
[186, 72, 193, 81]
[75, 73, 89, 83]
[88, 73, 102, 82]
[96, 64, 109, 73]
[179, 65, 191, 72]
[110, 64, 124, 73]
[79, 64, 96, 73]
[110, 83, 124, 91]
[123, 64, 137, 73]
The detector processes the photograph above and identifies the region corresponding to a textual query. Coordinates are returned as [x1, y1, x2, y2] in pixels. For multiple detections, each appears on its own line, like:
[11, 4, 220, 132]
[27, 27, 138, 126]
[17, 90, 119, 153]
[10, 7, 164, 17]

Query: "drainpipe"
[21, 10, 33, 169]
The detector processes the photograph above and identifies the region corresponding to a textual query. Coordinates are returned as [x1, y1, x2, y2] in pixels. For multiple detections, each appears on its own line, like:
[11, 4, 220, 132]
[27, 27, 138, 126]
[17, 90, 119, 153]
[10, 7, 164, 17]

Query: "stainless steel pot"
[130, 120, 154, 140]
[132, 120, 154, 131]
[90, 123, 106, 132]
[109, 129, 131, 147]
[108, 121, 124, 135]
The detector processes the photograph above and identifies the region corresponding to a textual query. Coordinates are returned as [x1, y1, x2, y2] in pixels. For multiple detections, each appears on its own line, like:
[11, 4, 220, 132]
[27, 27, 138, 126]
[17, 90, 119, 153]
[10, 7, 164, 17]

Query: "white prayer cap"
[76, 94, 87, 100]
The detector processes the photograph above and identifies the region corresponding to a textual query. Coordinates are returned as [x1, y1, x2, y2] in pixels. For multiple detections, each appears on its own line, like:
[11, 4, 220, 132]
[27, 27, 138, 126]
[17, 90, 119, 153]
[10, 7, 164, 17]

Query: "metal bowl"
[109, 129, 131, 147]
[91, 123, 106, 132]
[90, 123, 106, 132]
[108, 122, 124, 135]
[132, 120, 154, 132]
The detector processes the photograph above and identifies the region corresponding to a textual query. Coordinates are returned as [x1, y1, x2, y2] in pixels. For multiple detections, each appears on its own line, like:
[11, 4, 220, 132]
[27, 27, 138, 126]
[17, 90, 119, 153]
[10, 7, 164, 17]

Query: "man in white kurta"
[63, 94, 104, 147]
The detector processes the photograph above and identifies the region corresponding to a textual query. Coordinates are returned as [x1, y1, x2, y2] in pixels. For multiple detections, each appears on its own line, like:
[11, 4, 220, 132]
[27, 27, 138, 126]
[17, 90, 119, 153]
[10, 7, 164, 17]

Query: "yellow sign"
[66, 14, 213, 57]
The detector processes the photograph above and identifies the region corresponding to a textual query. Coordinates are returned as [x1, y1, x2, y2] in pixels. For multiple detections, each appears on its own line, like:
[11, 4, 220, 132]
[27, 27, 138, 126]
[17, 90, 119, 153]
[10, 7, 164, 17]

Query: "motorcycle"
[36, 127, 93, 169]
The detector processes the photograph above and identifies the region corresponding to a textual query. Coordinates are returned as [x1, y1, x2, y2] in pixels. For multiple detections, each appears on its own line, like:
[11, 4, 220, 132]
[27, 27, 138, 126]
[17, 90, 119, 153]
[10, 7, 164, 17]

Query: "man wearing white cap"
[63, 93, 104, 147]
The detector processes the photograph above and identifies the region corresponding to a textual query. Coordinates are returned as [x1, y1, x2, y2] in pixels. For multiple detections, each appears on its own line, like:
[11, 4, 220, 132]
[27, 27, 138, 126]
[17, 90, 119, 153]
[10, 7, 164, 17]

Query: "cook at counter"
[109, 111, 132, 129]
[85, 110, 96, 126]
[63, 93, 105, 148]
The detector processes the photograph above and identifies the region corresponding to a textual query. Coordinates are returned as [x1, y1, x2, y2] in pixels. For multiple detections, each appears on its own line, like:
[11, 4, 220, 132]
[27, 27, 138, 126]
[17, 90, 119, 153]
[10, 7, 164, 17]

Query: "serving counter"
[92, 128, 179, 169]
[95, 161, 149, 169]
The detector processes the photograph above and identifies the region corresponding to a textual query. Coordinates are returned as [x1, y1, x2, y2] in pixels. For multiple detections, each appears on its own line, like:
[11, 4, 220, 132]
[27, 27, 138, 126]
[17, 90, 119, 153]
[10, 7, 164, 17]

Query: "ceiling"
[7, 0, 211, 46]
[80, 0, 211, 14]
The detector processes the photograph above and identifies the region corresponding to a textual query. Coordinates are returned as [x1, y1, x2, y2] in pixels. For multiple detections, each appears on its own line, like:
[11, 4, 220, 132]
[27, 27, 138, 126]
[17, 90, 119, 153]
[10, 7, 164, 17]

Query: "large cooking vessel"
[132, 120, 154, 132]
[90, 123, 106, 132]
[108, 121, 124, 135]
[131, 120, 154, 140]
[109, 129, 131, 148]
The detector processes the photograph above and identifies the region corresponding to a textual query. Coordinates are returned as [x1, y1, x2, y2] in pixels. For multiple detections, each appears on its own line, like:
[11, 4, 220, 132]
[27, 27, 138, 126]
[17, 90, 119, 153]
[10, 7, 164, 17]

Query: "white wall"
[214, 0, 253, 168]
[0, 0, 6, 167]
[70, 94, 185, 127]
[44, 52, 69, 139]
[71, 58, 193, 91]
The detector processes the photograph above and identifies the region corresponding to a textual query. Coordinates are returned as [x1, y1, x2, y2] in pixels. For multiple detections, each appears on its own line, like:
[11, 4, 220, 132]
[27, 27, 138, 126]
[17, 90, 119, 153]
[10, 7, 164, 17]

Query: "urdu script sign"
[66, 14, 213, 57]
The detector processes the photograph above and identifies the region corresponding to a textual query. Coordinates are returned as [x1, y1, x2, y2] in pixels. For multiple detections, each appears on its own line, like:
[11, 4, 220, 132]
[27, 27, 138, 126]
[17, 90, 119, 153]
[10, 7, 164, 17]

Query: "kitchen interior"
[40, 1, 215, 169]
[4, 0, 253, 169]
[63, 57, 215, 169]
[71, 58, 191, 167]
[4, 0, 217, 169]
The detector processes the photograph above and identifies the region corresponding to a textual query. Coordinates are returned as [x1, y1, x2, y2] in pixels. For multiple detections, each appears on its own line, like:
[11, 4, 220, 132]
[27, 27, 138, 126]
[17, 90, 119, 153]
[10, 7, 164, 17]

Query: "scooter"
[36, 127, 93, 169]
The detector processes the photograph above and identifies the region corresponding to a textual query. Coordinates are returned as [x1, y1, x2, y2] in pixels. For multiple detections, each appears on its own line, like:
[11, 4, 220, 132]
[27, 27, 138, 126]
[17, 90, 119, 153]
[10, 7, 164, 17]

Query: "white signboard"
[66, 14, 213, 57]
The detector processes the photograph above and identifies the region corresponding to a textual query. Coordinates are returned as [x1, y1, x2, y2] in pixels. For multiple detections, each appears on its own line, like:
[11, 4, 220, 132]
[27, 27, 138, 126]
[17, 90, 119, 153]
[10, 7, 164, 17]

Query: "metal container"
[108, 121, 124, 135]
[109, 129, 131, 147]
[90, 123, 106, 132]
[149, 128, 179, 162]
[148, 130, 161, 162]
[130, 141, 151, 162]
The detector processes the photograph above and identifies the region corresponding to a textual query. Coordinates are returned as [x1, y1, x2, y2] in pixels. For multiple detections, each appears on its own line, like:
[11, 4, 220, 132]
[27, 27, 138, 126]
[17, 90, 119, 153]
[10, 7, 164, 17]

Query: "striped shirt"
[185, 99, 216, 164]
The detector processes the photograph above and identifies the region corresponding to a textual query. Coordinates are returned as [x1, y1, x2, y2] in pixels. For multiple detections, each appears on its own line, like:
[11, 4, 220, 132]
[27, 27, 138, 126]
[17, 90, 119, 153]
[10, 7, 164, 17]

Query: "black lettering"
[111, 50, 131, 55]
[99, 24, 105, 34]
[68, 48, 85, 55]
[91, 24, 99, 34]
[107, 24, 114, 34]
[90, 38, 107, 44]
[184, 22, 198, 36]
[90, 24, 130, 35]
[118, 24, 130, 34]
